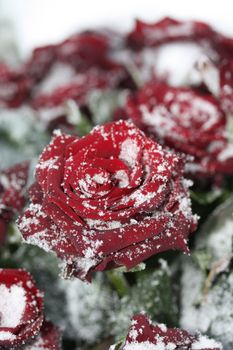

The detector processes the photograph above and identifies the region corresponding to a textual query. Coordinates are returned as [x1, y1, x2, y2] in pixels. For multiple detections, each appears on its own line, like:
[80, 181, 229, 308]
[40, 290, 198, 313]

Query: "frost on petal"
[120, 314, 222, 350]
[0, 269, 44, 348]
[18, 120, 197, 281]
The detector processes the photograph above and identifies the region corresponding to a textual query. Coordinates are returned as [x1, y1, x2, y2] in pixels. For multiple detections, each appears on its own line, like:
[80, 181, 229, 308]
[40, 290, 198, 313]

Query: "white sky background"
[0, 0, 233, 57]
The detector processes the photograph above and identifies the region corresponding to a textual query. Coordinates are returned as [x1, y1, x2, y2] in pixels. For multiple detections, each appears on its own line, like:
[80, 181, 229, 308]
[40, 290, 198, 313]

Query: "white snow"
[114, 170, 129, 188]
[119, 138, 140, 167]
[181, 197, 233, 349]
[191, 335, 222, 349]
[36, 63, 75, 95]
[218, 143, 233, 162]
[62, 276, 116, 344]
[190, 56, 220, 96]
[0, 331, 16, 341]
[123, 341, 176, 350]
[0, 284, 26, 327]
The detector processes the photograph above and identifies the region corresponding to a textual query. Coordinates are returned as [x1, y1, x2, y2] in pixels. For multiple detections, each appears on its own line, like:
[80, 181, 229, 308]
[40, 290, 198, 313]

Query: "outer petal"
[121, 314, 222, 350]
[24, 320, 61, 350]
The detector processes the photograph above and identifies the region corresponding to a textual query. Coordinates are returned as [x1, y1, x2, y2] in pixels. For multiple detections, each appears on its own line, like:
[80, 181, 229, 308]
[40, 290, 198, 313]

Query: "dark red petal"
[36, 132, 76, 192]
[24, 320, 61, 350]
[0, 219, 7, 246]
[122, 314, 222, 349]
[127, 17, 215, 49]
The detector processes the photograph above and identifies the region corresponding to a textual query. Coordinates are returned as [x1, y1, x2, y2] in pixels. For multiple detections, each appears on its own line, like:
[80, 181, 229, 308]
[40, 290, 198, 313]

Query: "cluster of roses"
[1, 17, 233, 176]
[1, 17, 233, 349]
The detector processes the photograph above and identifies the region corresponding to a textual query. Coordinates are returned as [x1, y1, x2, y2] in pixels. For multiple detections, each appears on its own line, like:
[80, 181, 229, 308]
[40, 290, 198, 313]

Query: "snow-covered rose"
[0, 269, 44, 348]
[118, 314, 222, 350]
[121, 82, 233, 176]
[0, 63, 31, 108]
[18, 120, 197, 281]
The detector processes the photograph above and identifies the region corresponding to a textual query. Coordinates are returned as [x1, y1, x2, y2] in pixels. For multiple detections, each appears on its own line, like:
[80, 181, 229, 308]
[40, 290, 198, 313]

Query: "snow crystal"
[0, 174, 10, 189]
[36, 157, 59, 170]
[25, 230, 53, 253]
[178, 196, 192, 219]
[119, 138, 140, 167]
[0, 331, 16, 341]
[92, 173, 107, 184]
[36, 63, 75, 95]
[130, 190, 156, 207]
[123, 340, 176, 350]
[71, 256, 98, 279]
[0, 284, 26, 327]
[156, 42, 203, 86]
[217, 143, 233, 161]
[158, 324, 167, 332]
[141, 105, 175, 140]
[114, 170, 129, 188]
[191, 335, 222, 349]
[191, 56, 220, 97]
[61, 276, 117, 344]
[85, 219, 122, 230]
[181, 251, 233, 348]
[197, 197, 233, 261]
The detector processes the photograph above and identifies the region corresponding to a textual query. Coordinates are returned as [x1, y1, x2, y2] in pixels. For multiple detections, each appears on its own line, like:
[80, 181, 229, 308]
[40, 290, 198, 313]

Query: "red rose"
[57, 31, 112, 71]
[122, 82, 233, 176]
[33, 69, 121, 110]
[18, 120, 197, 281]
[0, 161, 29, 246]
[0, 63, 31, 108]
[24, 321, 61, 350]
[127, 17, 215, 50]
[25, 45, 57, 83]
[25, 30, 132, 130]
[120, 314, 222, 350]
[0, 269, 44, 348]
[32, 68, 125, 130]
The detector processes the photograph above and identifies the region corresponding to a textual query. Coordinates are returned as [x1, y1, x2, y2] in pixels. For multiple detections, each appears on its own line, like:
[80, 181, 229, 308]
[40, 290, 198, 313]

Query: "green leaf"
[115, 262, 146, 273]
[109, 338, 125, 350]
[190, 188, 229, 205]
[192, 250, 212, 272]
[106, 270, 129, 297]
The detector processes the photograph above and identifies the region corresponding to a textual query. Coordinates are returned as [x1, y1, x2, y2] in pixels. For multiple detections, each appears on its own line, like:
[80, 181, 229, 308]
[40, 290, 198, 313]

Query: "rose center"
[78, 167, 111, 198]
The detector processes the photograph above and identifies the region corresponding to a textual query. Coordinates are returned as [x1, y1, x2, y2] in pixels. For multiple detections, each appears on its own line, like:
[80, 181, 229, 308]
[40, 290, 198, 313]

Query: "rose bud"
[18, 120, 197, 281]
[116, 314, 222, 350]
[121, 82, 233, 177]
[0, 269, 44, 348]
[0, 161, 29, 246]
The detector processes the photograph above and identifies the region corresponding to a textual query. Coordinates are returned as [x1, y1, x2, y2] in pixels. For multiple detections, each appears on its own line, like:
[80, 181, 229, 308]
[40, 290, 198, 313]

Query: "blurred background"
[0, 0, 233, 57]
